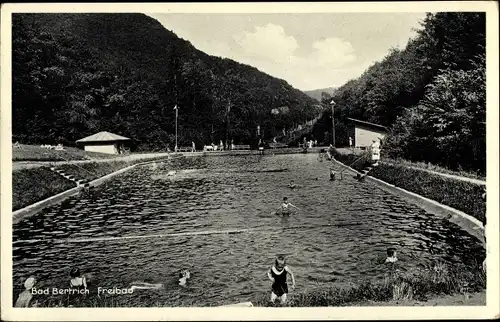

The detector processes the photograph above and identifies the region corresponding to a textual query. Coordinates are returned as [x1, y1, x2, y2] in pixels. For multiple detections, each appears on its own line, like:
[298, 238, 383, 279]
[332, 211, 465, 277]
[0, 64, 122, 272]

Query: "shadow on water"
[12, 154, 485, 306]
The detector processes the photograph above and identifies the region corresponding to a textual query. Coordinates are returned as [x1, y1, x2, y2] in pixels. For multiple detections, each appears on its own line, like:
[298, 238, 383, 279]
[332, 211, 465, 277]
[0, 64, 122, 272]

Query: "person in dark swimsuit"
[267, 256, 295, 304]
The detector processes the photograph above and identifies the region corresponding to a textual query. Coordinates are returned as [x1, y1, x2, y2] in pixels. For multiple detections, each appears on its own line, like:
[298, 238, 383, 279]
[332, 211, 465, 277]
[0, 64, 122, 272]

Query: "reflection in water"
[12, 154, 484, 306]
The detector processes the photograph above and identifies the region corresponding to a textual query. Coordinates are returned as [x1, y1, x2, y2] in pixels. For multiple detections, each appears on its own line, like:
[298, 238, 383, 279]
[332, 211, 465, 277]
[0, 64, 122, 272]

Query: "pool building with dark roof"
[76, 131, 131, 154]
[347, 118, 388, 148]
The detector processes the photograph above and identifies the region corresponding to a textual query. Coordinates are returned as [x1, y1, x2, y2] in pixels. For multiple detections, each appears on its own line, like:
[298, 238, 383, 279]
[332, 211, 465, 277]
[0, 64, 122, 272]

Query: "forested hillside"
[308, 13, 486, 174]
[12, 13, 318, 150]
[303, 87, 337, 102]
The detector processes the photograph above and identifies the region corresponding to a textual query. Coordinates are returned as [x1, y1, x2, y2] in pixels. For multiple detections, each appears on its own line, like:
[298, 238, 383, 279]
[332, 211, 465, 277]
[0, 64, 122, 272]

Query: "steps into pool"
[356, 162, 378, 181]
[50, 167, 90, 188]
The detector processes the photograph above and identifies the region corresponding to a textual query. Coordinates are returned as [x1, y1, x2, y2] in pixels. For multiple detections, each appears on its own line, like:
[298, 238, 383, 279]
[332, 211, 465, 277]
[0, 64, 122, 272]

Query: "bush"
[332, 149, 485, 223]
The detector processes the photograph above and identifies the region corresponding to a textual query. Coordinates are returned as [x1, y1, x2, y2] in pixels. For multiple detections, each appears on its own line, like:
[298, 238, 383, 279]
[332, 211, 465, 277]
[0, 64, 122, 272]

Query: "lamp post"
[330, 99, 336, 147]
[174, 104, 179, 151]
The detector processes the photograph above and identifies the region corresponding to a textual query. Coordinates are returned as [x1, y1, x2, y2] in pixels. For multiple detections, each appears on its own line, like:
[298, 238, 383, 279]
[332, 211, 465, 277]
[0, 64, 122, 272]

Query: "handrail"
[335, 151, 369, 175]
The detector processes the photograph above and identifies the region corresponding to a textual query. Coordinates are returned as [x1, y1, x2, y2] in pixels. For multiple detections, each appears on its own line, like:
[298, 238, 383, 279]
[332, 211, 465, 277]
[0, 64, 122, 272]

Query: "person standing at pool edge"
[267, 256, 295, 305]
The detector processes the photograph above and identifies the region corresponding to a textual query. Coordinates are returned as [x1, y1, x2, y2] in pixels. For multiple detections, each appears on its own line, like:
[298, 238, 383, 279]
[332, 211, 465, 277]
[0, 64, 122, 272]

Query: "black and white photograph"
[1, 2, 498, 321]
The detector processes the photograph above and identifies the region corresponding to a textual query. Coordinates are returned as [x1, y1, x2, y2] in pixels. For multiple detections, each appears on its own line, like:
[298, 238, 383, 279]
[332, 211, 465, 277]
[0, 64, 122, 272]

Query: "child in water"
[267, 256, 295, 305]
[70, 267, 87, 290]
[385, 248, 398, 263]
[288, 180, 297, 189]
[178, 269, 191, 287]
[277, 197, 298, 216]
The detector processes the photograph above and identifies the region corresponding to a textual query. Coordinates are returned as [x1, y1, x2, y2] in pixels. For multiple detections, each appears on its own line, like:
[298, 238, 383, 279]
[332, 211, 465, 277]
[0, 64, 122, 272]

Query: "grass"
[13, 144, 119, 161]
[12, 156, 172, 210]
[382, 158, 485, 181]
[332, 149, 486, 224]
[55, 156, 172, 181]
[21, 261, 485, 308]
[12, 167, 76, 211]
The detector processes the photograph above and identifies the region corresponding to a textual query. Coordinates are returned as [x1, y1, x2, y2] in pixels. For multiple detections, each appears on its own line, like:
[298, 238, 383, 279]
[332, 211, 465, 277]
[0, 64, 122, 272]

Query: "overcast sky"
[147, 13, 426, 91]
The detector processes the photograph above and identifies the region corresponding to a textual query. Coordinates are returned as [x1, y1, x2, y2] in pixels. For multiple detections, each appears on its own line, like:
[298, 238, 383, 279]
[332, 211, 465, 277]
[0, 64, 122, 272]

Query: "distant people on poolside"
[70, 267, 88, 290]
[267, 255, 295, 305]
[191, 141, 196, 152]
[385, 247, 398, 263]
[370, 139, 381, 166]
[349, 137, 353, 148]
[15, 276, 37, 307]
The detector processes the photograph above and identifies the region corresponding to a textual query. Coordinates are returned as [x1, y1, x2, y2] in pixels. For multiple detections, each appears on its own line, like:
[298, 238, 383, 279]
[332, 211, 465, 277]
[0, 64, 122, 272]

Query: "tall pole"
[174, 71, 178, 152]
[175, 106, 178, 150]
[330, 99, 336, 147]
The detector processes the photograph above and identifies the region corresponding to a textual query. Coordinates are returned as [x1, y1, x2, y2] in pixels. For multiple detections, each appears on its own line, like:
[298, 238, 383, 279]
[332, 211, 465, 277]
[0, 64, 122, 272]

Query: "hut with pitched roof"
[76, 131, 131, 154]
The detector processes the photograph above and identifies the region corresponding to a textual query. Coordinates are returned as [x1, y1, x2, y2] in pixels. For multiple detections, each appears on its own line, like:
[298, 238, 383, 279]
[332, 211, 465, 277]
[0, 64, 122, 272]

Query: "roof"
[76, 131, 131, 143]
[347, 118, 388, 131]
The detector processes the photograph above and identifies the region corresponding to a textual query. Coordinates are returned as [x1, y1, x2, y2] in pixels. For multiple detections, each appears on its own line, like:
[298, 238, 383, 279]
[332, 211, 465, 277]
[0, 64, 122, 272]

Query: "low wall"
[331, 159, 485, 246]
[12, 186, 80, 224]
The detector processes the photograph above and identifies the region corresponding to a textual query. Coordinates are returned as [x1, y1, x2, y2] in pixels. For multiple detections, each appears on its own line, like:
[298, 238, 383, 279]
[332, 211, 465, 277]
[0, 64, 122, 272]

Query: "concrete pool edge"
[12, 157, 173, 224]
[331, 159, 486, 246]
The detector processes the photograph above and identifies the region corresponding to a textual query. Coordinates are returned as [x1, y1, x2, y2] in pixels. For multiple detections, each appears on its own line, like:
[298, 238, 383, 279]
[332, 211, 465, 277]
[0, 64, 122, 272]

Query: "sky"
[147, 13, 426, 91]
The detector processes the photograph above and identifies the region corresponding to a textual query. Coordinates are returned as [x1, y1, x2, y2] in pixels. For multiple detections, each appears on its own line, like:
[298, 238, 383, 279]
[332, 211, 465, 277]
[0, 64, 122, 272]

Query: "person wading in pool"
[267, 255, 295, 305]
[276, 197, 299, 216]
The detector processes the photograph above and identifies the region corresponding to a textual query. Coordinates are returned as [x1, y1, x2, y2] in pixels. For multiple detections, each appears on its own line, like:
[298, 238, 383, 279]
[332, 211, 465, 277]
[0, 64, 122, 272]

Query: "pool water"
[12, 154, 484, 306]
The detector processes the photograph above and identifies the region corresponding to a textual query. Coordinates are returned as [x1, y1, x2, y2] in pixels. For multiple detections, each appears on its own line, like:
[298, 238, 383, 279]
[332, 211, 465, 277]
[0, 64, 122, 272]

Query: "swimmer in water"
[385, 247, 398, 263]
[276, 197, 299, 216]
[129, 282, 164, 291]
[288, 180, 297, 189]
[179, 270, 191, 287]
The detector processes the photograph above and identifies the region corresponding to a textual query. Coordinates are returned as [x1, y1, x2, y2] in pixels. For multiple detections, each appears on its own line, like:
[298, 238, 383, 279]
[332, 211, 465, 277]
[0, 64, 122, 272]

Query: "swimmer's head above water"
[179, 270, 191, 287]
[386, 247, 398, 263]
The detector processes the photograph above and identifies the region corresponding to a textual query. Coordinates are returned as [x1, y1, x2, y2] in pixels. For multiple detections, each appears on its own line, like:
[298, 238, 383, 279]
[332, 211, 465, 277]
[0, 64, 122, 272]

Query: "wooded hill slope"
[12, 13, 318, 150]
[308, 13, 486, 174]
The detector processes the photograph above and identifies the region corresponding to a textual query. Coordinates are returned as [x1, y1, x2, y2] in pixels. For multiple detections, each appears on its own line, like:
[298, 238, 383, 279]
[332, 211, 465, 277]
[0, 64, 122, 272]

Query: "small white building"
[347, 118, 388, 148]
[76, 131, 131, 154]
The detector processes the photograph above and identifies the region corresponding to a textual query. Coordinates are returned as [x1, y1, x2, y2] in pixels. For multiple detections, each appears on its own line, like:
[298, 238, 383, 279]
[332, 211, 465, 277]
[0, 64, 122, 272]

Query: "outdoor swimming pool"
[12, 154, 485, 306]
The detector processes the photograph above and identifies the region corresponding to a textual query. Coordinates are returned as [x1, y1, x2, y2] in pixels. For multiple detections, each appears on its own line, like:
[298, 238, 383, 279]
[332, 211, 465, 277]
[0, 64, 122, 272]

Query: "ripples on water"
[12, 154, 485, 306]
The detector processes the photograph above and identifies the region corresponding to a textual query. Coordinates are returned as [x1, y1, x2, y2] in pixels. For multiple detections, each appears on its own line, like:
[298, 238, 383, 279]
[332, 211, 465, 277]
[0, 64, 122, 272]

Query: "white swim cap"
[24, 277, 36, 289]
